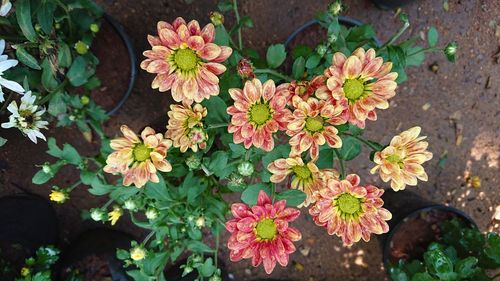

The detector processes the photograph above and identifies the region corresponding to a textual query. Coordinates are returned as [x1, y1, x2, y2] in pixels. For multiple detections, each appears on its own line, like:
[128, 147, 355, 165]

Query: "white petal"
[0, 59, 18, 72]
[27, 131, 38, 143]
[0, 77, 24, 93]
[1, 120, 15, 128]
[0, 1, 12, 17]
[0, 39, 4, 53]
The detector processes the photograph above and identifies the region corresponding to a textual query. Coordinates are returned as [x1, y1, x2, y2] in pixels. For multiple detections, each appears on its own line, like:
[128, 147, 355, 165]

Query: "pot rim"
[382, 203, 478, 268]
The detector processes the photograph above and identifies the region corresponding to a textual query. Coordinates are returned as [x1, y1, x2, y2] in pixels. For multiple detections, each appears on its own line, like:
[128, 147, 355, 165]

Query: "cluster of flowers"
[101, 17, 433, 274]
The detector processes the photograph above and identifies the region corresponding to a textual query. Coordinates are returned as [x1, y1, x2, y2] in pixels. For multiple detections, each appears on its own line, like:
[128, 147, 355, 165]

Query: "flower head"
[285, 76, 325, 105]
[287, 97, 347, 159]
[108, 206, 123, 226]
[49, 188, 69, 204]
[227, 79, 290, 151]
[166, 102, 208, 152]
[268, 156, 332, 207]
[225, 191, 302, 274]
[237, 58, 255, 79]
[316, 48, 398, 128]
[0, 39, 24, 102]
[130, 246, 146, 261]
[309, 174, 392, 246]
[1, 91, 48, 143]
[104, 125, 173, 188]
[370, 126, 433, 191]
[141, 18, 232, 105]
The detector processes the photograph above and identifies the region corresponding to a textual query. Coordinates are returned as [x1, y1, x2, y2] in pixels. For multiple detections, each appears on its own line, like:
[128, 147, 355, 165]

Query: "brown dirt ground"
[0, 0, 499, 280]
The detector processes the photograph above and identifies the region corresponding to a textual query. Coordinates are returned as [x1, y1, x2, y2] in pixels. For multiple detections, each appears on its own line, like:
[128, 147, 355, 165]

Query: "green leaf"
[16, 0, 37, 42]
[338, 137, 361, 161]
[200, 257, 216, 277]
[126, 270, 150, 281]
[275, 189, 306, 207]
[202, 96, 228, 125]
[144, 174, 172, 202]
[240, 16, 253, 28]
[48, 92, 66, 116]
[32, 170, 54, 185]
[110, 186, 140, 201]
[217, 0, 232, 12]
[456, 256, 479, 279]
[80, 170, 96, 185]
[214, 25, 230, 46]
[0, 137, 6, 147]
[229, 143, 246, 158]
[388, 266, 409, 281]
[15, 46, 40, 70]
[305, 54, 321, 69]
[143, 252, 168, 276]
[410, 272, 436, 281]
[186, 241, 213, 253]
[241, 183, 271, 205]
[61, 143, 81, 165]
[67, 56, 93, 86]
[37, 1, 56, 34]
[57, 42, 72, 68]
[427, 27, 438, 47]
[88, 177, 112, 196]
[485, 232, 500, 264]
[346, 24, 376, 43]
[46, 138, 62, 158]
[424, 249, 456, 281]
[292, 56, 305, 79]
[316, 147, 334, 169]
[41, 58, 58, 91]
[266, 44, 286, 68]
[292, 45, 312, 59]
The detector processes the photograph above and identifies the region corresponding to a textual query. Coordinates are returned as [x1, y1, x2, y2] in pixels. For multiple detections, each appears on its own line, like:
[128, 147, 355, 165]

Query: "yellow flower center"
[305, 116, 324, 133]
[255, 218, 277, 240]
[343, 79, 365, 102]
[336, 193, 361, 215]
[249, 103, 271, 126]
[174, 48, 198, 71]
[386, 150, 406, 169]
[292, 165, 312, 179]
[133, 143, 152, 162]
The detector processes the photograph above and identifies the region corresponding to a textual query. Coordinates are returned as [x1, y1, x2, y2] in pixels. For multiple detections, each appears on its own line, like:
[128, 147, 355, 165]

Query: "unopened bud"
[69, 115, 76, 121]
[444, 42, 458, 62]
[123, 199, 137, 211]
[183, 266, 194, 276]
[145, 207, 158, 220]
[90, 23, 100, 33]
[237, 58, 255, 79]
[209, 276, 222, 281]
[185, 154, 201, 170]
[237, 161, 254, 176]
[42, 163, 52, 174]
[316, 44, 327, 56]
[209, 11, 224, 26]
[90, 208, 106, 221]
[227, 173, 245, 191]
[74, 41, 89, 55]
[195, 216, 205, 228]
[328, 0, 345, 16]
[80, 95, 90, 105]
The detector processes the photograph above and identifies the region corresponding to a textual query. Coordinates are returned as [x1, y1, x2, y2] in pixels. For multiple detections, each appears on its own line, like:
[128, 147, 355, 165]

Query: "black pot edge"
[102, 13, 138, 116]
[381, 204, 478, 268]
[371, 0, 416, 10]
[284, 16, 382, 50]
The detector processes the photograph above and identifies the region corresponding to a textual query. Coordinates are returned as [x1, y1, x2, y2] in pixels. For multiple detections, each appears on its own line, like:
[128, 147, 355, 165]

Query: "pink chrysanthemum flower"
[316, 48, 398, 128]
[285, 75, 326, 105]
[227, 79, 290, 151]
[165, 102, 208, 153]
[141, 18, 232, 105]
[104, 125, 172, 188]
[225, 191, 302, 274]
[286, 96, 347, 159]
[309, 174, 392, 246]
[370, 126, 433, 191]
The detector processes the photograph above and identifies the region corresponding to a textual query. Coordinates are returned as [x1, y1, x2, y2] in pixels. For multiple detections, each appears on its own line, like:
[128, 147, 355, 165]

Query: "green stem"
[270, 183, 276, 202]
[54, 0, 73, 38]
[343, 133, 381, 151]
[142, 231, 155, 245]
[406, 46, 441, 57]
[232, 0, 243, 50]
[207, 123, 228, 129]
[0, 92, 13, 113]
[254, 69, 293, 82]
[379, 21, 410, 51]
[201, 164, 212, 176]
[67, 180, 82, 192]
[214, 229, 220, 268]
[38, 80, 68, 105]
[333, 149, 346, 179]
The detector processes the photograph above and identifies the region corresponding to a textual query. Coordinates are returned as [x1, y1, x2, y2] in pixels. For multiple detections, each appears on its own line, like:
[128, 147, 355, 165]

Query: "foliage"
[15, 246, 60, 281]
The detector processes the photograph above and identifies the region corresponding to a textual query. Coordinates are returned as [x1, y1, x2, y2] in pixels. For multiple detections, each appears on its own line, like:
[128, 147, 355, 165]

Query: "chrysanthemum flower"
[287, 96, 346, 159]
[165, 102, 208, 152]
[141, 18, 232, 105]
[108, 206, 123, 226]
[267, 156, 326, 207]
[225, 191, 301, 274]
[104, 125, 172, 188]
[49, 189, 69, 204]
[309, 174, 392, 246]
[370, 126, 433, 191]
[227, 79, 290, 151]
[285, 75, 325, 105]
[316, 48, 398, 128]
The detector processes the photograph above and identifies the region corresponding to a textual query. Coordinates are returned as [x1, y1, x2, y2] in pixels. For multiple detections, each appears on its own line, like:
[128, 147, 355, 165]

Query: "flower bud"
[145, 207, 158, 220]
[183, 266, 194, 276]
[195, 216, 205, 228]
[227, 173, 245, 191]
[444, 42, 458, 62]
[55, 23, 61, 29]
[185, 154, 201, 170]
[42, 163, 52, 174]
[90, 208, 106, 221]
[328, 0, 345, 16]
[209, 275, 222, 281]
[80, 95, 90, 105]
[20, 267, 30, 277]
[69, 115, 76, 121]
[123, 199, 137, 211]
[130, 246, 146, 261]
[328, 33, 338, 43]
[35, 24, 42, 32]
[237, 58, 256, 79]
[316, 44, 327, 56]
[209, 11, 224, 26]
[108, 206, 123, 225]
[74, 41, 89, 55]
[90, 23, 100, 33]
[238, 161, 254, 176]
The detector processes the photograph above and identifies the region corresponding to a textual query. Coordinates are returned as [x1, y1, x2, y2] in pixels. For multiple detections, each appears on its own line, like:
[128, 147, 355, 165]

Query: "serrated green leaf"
[338, 137, 361, 161]
[427, 27, 438, 47]
[202, 96, 228, 125]
[67, 56, 92, 86]
[292, 56, 305, 79]
[266, 44, 286, 68]
[241, 183, 271, 205]
[275, 189, 306, 207]
[48, 92, 66, 116]
[306, 54, 321, 69]
[214, 25, 230, 46]
[61, 143, 81, 165]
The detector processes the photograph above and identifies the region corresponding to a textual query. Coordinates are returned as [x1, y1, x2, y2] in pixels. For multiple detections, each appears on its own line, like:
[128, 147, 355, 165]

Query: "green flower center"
[133, 144, 152, 162]
[305, 116, 324, 133]
[386, 154, 405, 169]
[343, 79, 365, 101]
[174, 48, 198, 71]
[336, 193, 361, 215]
[292, 165, 312, 180]
[255, 218, 277, 240]
[249, 103, 271, 126]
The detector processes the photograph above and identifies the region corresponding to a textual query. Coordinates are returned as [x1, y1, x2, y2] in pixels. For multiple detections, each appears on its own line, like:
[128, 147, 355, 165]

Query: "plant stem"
[270, 183, 276, 202]
[142, 230, 155, 245]
[68, 180, 82, 192]
[201, 164, 212, 176]
[379, 21, 410, 51]
[343, 133, 381, 151]
[207, 123, 228, 129]
[406, 46, 441, 57]
[102, 198, 114, 209]
[333, 149, 346, 179]
[39, 80, 68, 105]
[0, 92, 13, 113]
[254, 69, 293, 82]
[232, 0, 243, 50]
[214, 229, 220, 268]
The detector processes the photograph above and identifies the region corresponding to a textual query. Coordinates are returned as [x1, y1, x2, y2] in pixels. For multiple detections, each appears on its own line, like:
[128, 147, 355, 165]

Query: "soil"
[0, 0, 499, 281]
[90, 17, 132, 113]
[387, 209, 467, 264]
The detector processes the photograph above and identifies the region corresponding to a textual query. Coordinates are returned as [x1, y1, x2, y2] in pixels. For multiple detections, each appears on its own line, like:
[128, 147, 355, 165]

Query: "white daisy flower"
[0, 39, 24, 102]
[1, 91, 49, 143]
[0, 0, 11, 17]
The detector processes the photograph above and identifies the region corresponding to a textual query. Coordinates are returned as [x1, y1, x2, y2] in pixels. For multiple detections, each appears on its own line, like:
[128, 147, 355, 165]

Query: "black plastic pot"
[101, 14, 137, 116]
[58, 228, 134, 281]
[379, 190, 477, 267]
[284, 16, 381, 49]
[371, 0, 417, 10]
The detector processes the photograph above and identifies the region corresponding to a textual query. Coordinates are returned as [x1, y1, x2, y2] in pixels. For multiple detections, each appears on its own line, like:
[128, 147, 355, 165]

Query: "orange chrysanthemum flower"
[285, 75, 326, 105]
[104, 125, 172, 188]
[316, 48, 398, 128]
[141, 18, 232, 105]
[227, 79, 290, 151]
[165, 102, 208, 153]
[286, 96, 347, 159]
[267, 156, 324, 207]
[370, 126, 433, 191]
[225, 191, 302, 274]
[309, 174, 392, 246]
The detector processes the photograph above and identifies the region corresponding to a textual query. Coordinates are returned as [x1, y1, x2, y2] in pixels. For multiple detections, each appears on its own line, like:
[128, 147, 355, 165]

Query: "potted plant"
[0, 0, 136, 146]
[32, 0, 462, 279]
